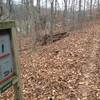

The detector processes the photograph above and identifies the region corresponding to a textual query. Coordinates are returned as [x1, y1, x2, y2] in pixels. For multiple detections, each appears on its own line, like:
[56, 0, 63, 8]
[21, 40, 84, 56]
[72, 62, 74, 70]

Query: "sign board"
[0, 21, 17, 93]
[0, 21, 23, 100]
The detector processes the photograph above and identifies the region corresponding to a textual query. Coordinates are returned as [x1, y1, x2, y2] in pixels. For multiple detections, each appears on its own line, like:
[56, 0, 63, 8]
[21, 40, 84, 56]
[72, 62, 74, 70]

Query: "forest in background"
[0, 0, 100, 43]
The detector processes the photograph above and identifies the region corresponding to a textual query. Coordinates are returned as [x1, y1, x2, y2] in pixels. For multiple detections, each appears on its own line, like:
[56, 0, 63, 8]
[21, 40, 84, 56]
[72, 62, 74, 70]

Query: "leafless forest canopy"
[0, 0, 100, 38]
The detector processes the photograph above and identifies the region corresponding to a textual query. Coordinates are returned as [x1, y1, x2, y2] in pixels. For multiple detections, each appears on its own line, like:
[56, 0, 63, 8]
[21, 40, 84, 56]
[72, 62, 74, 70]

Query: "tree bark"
[0, 0, 3, 19]
[90, 0, 93, 19]
[50, 0, 54, 34]
[64, 0, 68, 25]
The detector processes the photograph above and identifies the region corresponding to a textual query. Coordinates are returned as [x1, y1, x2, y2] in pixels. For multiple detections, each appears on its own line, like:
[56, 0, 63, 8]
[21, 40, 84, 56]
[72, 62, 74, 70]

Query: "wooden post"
[12, 25, 23, 100]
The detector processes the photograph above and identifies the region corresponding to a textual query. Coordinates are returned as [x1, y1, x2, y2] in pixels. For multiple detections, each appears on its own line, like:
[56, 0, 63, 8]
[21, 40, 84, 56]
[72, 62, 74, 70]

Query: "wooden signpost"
[0, 21, 23, 100]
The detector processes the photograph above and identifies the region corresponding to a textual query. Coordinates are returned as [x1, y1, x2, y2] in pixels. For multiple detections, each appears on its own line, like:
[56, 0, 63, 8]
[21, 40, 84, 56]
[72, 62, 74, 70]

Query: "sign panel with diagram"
[0, 29, 16, 93]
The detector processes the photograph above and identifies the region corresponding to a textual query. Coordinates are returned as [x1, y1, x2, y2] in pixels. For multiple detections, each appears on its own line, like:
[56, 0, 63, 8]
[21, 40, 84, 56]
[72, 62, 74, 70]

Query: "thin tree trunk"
[50, 0, 54, 34]
[98, 0, 100, 15]
[90, 0, 93, 19]
[84, 0, 86, 17]
[0, 0, 3, 19]
[64, 0, 68, 26]
[78, 0, 82, 23]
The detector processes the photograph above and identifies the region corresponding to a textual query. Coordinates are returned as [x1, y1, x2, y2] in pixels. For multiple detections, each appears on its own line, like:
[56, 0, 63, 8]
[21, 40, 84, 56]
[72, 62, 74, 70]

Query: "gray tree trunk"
[90, 0, 93, 19]
[78, 0, 82, 22]
[0, 0, 3, 19]
[84, 0, 86, 17]
[98, 0, 100, 15]
[50, 0, 54, 34]
[64, 0, 68, 25]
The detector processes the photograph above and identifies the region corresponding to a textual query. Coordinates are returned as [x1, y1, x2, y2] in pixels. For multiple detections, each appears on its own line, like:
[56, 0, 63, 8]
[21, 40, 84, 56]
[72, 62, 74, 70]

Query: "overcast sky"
[13, 0, 98, 10]
[14, 0, 63, 5]
[13, 0, 64, 9]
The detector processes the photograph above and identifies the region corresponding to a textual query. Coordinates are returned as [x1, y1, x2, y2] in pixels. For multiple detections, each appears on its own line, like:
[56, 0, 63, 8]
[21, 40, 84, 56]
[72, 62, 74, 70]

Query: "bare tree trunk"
[55, 0, 57, 15]
[35, 0, 41, 42]
[78, 0, 82, 22]
[6, 0, 12, 19]
[30, 0, 34, 6]
[84, 0, 86, 17]
[0, 0, 3, 19]
[97, 0, 100, 15]
[64, 0, 68, 26]
[70, 0, 75, 29]
[50, 0, 54, 34]
[90, 0, 93, 19]
[45, 0, 48, 16]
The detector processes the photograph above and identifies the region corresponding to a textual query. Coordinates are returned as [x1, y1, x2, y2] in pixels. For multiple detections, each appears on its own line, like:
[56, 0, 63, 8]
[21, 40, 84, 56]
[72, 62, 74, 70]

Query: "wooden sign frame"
[0, 21, 23, 100]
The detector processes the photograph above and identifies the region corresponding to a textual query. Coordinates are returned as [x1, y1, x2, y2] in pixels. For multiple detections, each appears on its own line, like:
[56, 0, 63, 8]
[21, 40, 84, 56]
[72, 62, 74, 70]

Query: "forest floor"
[0, 20, 100, 100]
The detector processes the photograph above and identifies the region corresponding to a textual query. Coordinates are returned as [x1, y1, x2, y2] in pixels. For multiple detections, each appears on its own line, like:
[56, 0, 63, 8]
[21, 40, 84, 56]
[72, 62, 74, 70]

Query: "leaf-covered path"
[21, 22, 100, 100]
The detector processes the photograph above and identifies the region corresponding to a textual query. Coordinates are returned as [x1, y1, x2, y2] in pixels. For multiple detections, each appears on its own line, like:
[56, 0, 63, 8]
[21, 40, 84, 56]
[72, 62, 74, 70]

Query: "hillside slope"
[21, 21, 100, 100]
[0, 21, 100, 100]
